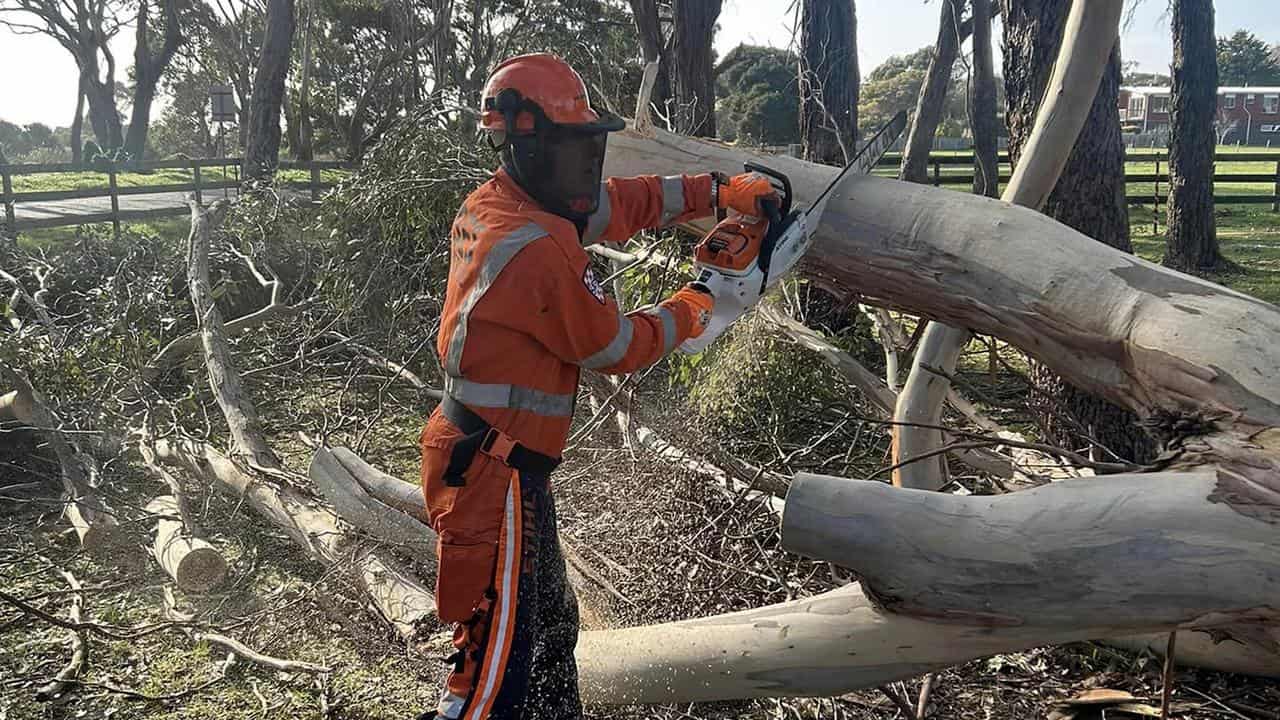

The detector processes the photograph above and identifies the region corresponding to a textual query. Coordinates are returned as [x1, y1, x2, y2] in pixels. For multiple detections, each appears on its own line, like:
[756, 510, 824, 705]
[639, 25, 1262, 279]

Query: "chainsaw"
[678, 110, 908, 354]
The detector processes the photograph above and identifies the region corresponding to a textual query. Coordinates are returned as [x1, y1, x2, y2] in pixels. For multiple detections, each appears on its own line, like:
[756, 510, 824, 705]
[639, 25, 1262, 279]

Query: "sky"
[0, 0, 1277, 128]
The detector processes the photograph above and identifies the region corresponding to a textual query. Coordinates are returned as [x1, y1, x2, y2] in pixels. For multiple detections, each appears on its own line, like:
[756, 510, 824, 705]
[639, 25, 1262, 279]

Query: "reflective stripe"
[445, 222, 547, 376]
[645, 305, 678, 355]
[660, 175, 685, 225]
[579, 310, 634, 369]
[581, 184, 612, 245]
[444, 376, 575, 417]
[466, 477, 519, 720]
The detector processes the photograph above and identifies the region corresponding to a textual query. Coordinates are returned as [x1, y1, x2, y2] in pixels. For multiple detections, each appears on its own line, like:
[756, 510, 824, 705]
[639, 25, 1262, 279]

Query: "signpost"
[210, 84, 237, 197]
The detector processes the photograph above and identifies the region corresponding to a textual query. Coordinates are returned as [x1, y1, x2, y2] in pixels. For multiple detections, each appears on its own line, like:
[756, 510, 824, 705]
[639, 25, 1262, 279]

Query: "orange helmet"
[480, 53, 624, 135]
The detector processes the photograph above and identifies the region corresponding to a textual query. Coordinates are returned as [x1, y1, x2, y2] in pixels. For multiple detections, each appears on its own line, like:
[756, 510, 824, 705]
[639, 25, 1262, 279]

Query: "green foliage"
[716, 45, 800, 146]
[683, 291, 889, 474]
[1217, 30, 1280, 86]
[319, 110, 489, 331]
[860, 45, 1003, 140]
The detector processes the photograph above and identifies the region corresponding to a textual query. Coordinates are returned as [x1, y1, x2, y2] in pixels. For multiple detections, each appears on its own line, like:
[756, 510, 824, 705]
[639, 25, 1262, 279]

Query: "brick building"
[1118, 85, 1280, 145]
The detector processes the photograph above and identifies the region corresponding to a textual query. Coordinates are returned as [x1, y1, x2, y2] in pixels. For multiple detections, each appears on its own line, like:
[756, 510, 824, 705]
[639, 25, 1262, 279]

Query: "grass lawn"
[1130, 202, 1280, 303]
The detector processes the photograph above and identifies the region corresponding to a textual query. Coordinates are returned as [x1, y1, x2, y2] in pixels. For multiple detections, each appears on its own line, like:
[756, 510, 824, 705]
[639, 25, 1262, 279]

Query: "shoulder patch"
[582, 266, 606, 304]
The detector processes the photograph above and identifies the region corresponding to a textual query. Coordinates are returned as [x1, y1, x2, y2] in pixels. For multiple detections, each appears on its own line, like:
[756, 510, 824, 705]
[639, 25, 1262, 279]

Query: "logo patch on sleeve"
[582, 266, 606, 304]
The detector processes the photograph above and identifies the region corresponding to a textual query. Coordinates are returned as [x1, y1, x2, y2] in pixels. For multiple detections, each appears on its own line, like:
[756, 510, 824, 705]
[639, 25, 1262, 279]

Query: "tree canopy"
[860, 45, 993, 139]
[716, 44, 800, 146]
[1217, 30, 1280, 86]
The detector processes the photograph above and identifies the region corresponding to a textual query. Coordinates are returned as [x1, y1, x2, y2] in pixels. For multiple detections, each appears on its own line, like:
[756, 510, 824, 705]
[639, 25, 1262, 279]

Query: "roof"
[1122, 85, 1280, 95]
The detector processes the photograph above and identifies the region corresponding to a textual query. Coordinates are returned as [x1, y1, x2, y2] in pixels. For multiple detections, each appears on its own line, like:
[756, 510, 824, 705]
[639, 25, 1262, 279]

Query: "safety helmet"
[480, 53, 624, 135]
[480, 54, 624, 224]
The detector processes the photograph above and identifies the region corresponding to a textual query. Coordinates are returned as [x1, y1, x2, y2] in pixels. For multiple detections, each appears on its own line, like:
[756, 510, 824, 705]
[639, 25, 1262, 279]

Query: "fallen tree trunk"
[577, 582, 1127, 704]
[145, 496, 227, 593]
[571, 467, 1280, 705]
[782, 471, 1280, 676]
[604, 133, 1280, 492]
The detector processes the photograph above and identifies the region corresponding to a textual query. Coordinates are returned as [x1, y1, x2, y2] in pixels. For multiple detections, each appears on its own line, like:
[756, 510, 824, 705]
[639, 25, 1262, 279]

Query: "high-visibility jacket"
[430, 168, 717, 459]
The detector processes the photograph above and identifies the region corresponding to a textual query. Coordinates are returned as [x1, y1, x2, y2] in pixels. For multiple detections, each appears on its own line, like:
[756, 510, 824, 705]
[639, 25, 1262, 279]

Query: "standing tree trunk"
[799, 0, 859, 164]
[401, 0, 419, 112]
[244, 0, 296, 182]
[1004, 0, 1153, 464]
[670, 0, 721, 137]
[296, 0, 315, 162]
[628, 0, 671, 116]
[83, 69, 123, 153]
[122, 0, 185, 162]
[1164, 0, 1223, 272]
[900, 0, 962, 182]
[970, 0, 998, 197]
[71, 80, 86, 166]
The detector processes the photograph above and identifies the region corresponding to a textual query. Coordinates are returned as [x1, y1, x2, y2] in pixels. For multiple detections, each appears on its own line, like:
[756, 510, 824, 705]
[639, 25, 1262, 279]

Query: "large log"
[577, 583, 1120, 704]
[781, 471, 1280, 677]
[603, 132, 1280, 498]
[601, 65, 1280, 690]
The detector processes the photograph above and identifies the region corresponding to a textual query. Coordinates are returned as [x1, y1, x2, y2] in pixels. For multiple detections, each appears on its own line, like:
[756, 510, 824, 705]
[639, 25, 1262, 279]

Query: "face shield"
[542, 127, 608, 217]
[501, 127, 609, 223]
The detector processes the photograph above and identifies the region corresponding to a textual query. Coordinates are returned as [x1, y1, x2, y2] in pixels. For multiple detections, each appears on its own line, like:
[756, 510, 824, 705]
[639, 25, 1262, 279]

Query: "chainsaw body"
[680, 163, 809, 353]
[676, 110, 908, 355]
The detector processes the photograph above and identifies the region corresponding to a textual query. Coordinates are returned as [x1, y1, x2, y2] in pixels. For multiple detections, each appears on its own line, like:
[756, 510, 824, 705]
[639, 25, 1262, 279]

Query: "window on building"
[1247, 94, 1256, 104]
[1150, 95, 1170, 113]
[1265, 95, 1279, 114]
[1128, 95, 1146, 115]
[1223, 94, 1236, 109]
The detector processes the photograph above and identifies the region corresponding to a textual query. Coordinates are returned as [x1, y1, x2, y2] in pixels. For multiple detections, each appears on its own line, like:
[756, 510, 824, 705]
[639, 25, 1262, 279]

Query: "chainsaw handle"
[755, 196, 784, 286]
[743, 161, 792, 217]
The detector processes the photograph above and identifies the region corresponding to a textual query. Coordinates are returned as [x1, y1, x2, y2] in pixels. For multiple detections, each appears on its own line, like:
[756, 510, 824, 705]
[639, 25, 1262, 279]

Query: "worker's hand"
[715, 172, 779, 217]
[672, 284, 715, 339]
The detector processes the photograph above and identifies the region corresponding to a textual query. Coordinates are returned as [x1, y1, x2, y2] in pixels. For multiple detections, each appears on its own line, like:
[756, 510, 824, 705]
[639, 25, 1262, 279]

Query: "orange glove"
[668, 284, 715, 339]
[715, 172, 779, 217]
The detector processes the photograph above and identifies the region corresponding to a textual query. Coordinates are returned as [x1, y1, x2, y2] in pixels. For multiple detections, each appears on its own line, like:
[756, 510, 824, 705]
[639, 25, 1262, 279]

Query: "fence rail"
[1, 157, 351, 235]
[871, 151, 1280, 213]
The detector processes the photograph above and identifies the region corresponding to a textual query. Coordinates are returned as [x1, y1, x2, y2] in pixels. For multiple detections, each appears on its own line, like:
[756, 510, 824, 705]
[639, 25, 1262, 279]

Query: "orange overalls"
[420, 168, 715, 719]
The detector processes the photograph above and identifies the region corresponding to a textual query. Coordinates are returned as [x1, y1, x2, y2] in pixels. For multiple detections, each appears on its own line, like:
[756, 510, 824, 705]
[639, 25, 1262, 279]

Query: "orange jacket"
[429, 168, 717, 459]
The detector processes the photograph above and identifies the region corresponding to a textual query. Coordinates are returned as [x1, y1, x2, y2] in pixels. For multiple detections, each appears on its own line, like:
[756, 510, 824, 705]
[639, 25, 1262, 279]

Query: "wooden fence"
[873, 151, 1280, 211]
[4, 151, 1277, 238]
[1, 157, 349, 235]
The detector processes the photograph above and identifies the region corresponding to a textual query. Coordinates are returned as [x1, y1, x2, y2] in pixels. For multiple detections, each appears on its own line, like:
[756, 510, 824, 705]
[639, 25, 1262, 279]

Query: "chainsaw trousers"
[432, 468, 582, 720]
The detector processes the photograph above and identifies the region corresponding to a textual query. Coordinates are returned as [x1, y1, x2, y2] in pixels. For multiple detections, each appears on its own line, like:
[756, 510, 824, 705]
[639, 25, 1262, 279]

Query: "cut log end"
[169, 544, 229, 593]
[148, 496, 228, 592]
